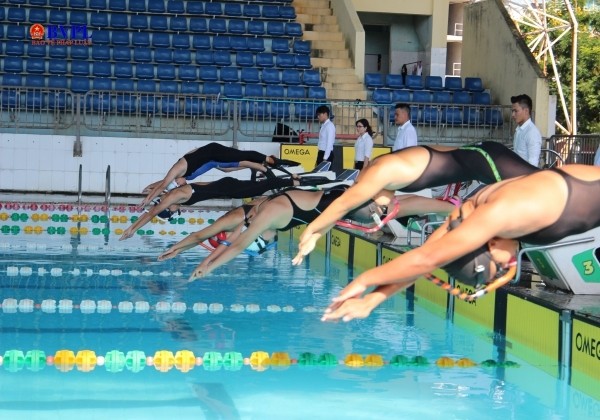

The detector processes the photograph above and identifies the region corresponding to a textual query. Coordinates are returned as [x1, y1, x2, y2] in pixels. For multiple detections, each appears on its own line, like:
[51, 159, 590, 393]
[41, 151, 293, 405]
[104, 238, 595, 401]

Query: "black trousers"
[316, 150, 334, 166]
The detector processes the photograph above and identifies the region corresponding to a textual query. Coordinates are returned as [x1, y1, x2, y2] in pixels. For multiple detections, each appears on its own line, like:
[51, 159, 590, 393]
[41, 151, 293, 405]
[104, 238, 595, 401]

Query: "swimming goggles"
[335, 197, 401, 233]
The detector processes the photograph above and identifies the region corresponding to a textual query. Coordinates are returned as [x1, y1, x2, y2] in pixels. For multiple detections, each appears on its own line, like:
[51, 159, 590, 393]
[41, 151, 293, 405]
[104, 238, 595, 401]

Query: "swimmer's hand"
[157, 247, 179, 261]
[292, 229, 322, 265]
[321, 295, 376, 322]
[119, 227, 135, 241]
[188, 261, 212, 282]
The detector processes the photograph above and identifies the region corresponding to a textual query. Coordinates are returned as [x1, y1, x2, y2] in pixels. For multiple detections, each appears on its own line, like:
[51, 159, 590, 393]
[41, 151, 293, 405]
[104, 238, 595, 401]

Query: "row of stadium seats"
[1, 64, 322, 85]
[366, 73, 485, 93]
[381, 103, 503, 127]
[2, 1, 293, 16]
[372, 89, 491, 106]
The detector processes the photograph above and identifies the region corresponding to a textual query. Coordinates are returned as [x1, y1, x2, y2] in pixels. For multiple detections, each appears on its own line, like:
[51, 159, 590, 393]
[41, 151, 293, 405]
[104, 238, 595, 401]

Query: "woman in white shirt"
[354, 119, 374, 170]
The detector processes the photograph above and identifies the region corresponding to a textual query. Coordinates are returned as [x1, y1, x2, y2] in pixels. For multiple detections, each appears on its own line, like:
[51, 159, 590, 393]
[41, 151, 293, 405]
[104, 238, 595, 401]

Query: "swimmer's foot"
[157, 208, 181, 222]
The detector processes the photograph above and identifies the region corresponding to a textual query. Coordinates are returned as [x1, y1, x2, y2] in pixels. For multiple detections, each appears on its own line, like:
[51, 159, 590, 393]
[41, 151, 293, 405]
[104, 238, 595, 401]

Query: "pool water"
[0, 205, 590, 419]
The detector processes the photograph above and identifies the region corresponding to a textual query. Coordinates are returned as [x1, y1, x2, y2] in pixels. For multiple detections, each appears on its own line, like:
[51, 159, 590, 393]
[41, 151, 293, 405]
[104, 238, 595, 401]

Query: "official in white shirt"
[511, 94, 542, 167]
[392, 103, 418, 151]
[354, 119, 374, 170]
[316, 105, 335, 166]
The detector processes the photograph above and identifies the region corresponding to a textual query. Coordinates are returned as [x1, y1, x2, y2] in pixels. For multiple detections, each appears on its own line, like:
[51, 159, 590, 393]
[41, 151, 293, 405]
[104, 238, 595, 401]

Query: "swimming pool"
[0, 203, 595, 419]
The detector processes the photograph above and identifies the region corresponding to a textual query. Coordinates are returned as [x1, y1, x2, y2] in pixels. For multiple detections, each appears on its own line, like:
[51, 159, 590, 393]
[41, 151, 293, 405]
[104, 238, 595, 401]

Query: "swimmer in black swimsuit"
[188, 185, 384, 281]
[141, 142, 300, 207]
[294, 141, 540, 264]
[121, 175, 330, 241]
[320, 164, 600, 322]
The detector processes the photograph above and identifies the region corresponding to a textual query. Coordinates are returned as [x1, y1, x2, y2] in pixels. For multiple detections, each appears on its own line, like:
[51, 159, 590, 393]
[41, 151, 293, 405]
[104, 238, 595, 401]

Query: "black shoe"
[299, 176, 331, 187]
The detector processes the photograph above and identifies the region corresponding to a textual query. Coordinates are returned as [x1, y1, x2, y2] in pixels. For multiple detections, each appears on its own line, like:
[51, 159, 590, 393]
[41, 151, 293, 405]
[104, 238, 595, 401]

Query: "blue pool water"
[0, 205, 593, 419]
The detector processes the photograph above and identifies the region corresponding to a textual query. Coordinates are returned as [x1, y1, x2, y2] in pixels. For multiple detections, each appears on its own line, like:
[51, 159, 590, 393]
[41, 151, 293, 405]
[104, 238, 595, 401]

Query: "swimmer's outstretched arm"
[141, 158, 188, 207]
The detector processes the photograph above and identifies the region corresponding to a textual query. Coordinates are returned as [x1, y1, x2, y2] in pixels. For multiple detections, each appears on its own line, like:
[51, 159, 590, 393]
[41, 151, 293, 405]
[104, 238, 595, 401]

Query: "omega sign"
[575, 332, 600, 359]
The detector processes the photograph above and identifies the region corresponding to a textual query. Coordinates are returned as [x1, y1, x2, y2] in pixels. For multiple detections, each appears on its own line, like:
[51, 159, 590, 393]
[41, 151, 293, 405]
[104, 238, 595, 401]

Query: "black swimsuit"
[400, 141, 540, 192]
[273, 186, 348, 231]
[518, 168, 600, 244]
[182, 177, 294, 206]
[182, 143, 267, 177]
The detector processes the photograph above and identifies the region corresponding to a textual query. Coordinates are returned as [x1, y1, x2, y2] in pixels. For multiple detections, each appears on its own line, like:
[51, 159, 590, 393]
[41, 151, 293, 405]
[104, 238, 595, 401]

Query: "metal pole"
[564, 0, 578, 134]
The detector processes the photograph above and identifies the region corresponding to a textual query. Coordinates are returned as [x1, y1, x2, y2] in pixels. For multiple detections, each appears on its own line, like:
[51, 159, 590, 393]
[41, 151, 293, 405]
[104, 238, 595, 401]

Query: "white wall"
[0, 134, 282, 195]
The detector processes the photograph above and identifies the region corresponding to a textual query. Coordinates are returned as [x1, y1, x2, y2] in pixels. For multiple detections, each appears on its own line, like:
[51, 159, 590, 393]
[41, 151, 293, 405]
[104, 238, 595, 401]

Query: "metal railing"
[547, 134, 600, 166]
[104, 165, 111, 208]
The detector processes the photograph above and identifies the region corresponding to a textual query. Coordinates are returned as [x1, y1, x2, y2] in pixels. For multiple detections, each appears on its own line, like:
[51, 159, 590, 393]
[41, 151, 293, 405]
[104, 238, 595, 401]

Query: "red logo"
[30, 23, 45, 40]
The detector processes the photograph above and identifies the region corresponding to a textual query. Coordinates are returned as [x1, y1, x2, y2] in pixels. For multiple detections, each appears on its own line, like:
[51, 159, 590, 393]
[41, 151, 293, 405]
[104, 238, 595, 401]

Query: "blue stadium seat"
[93, 62, 111, 77]
[3, 57, 23, 73]
[29, 8, 48, 24]
[463, 107, 482, 125]
[47, 76, 69, 109]
[280, 6, 296, 20]
[27, 43, 46, 58]
[224, 2, 242, 16]
[152, 33, 171, 48]
[365, 73, 384, 89]
[452, 91, 471, 104]
[49, 10, 67, 25]
[5, 41, 25, 56]
[271, 101, 290, 119]
[110, 13, 128, 29]
[196, 51, 214, 65]
[472, 91, 491, 105]
[262, 68, 281, 85]
[484, 107, 503, 126]
[372, 89, 392, 104]
[48, 60, 68, 75]
[148, 0, 165, 13]
[160, 93, 179, 116]
[241, 68, 260, 84]
[247, 21, 265, 36]
[115, 79, 134, 92]
[49, 45, 68, 59]
[190, 17, 208, 33]
[136, 64, 155, 79]
[134, 48, 152, 63]
[111, 31, 130, 46]
[247, 99, 269, 118]
[287, 85, 306, 99]
[90, 0, 107, 10]
[230, 36, 248, 51]
[228, 20, 246, 35]
[247, 37, 265, 52]
[293, 40, 311, 55]
[267, 21, 285, 37]
[193, 34, 211, 50]
[186, 1, 204, 14]
[173, 49, 192, 65]
[154, 48, 173, 64]
[108, 0, 126, 11]
[7, 7, 27, 23]
[71, 76, 90, 94]
[24, 75, 44, 89]
[172, 34, 190, 49]
[205, 1, 223, 15]
[243, 4, 261, 18]
[272, 38, 290, 54]
[89, 78, 113, 113]
[90, 12, 109, 28]
[205, 98, 226, 117]
[224, 83, 243, 99]
[115, 80, 137, 113]
[391, 90, 410, 103]
[256, 53, 275, 68]
[138, 81, 158, 115]
[1, 74, 21, 109]
[130, 15, 148, 30]
[199, 66, 219, 82]
[157, 64, 176, 80]
[245, 84, 264, 97]
[171, 16, 187, 32]
[262, 5, 280, 19]
[433, 91, 452, 104]
[424, 76, 443, 91]
[26, 58, 46, 74]
[442, 107, 463, 125]
[70, 11, 87, 26]
[412, 90, 431, 103]
[386, 74, 404, 89]
[159, 81, 178, 94]
[211, 55, 233, 77]
[285, 22, 303, 37]
[308, 86, 326, 99]
[49, 0, 67, 6]
[213, 36, 231, 50]
[203, 82, 221, 95]
[71, 60, 90, 76]
[7, 25, 26, 40]
[444, 76, 463, 91]
[465, 77, 484, 92]
[70, 0, 86, 8]
[406, 75, 424, 90]
[114, 62, 133, 78]
[276, 54, 296, 68]
[112, 46, 130, 61]
[220, 67, 239, 83]
[167, 0, 185, 14]
[282, 69, 302, 86]
[92, 31, 110, 45]
[129, 0, 146, 12]
[236, 52, 254, 67]
[178, 66, 198, 81]
[302, 70, 321, 86]
[132, 32, 150, 47]
[209, 18, 227, 34]
[150, 15, 168, 31]
[181, 81, 200, 94]
[92, 45, 110, 61]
